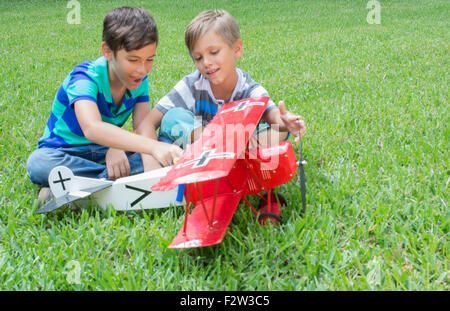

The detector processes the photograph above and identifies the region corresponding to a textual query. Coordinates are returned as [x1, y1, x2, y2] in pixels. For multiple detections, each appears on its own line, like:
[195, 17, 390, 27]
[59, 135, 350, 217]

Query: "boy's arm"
[74, 99, 182, 166]
[134, 105, 164, 135]
[263, 101, 306, 141]
[132, 101, 151, 130]
[105, 101, 153, 178]
[133, 104, 167, 171]
[246, 82, 305, 139]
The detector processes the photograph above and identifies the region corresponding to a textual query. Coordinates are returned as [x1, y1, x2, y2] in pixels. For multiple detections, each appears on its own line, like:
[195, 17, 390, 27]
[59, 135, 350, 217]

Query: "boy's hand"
[141, 154, 163, 171]
[106, 147, 131, 179]
[151, 142, 183, 167]
[278, 101, 306, 142]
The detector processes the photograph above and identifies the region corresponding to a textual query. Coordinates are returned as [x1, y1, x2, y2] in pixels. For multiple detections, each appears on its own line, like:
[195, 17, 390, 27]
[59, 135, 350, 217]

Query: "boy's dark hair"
[103, 6, 158, 54]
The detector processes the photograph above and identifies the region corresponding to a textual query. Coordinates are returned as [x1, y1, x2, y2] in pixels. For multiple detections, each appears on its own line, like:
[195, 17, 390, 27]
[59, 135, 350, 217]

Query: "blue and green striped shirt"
[38, 56, 149, 148]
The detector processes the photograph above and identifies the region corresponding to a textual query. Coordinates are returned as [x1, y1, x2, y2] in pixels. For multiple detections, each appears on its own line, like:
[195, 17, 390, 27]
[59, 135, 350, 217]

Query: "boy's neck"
[210, 69, 238, 103]
[107, 60, 127, 104]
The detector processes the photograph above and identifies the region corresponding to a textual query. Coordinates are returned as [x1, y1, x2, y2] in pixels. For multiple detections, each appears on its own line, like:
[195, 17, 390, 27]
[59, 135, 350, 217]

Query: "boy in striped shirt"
[142, 10, 306, 152]
[27, 7, 182, 204]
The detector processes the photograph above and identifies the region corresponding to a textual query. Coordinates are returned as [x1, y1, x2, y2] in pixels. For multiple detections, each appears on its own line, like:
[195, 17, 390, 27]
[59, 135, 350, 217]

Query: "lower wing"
[168, 190, 243, 248]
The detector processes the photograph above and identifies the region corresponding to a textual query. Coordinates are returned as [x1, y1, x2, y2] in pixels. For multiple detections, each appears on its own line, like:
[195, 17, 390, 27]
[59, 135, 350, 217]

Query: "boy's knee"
[160, 108, 200, 147]
[27, 149, 54, 186]
[26, 148, 70, 186]
[161, 107, 196, 130]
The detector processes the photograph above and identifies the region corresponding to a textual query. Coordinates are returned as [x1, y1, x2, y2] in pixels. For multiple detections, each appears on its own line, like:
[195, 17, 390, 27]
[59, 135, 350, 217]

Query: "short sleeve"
[249, 84, 277, 114]
[66, 73, 98, 107]
[155, 79, 195, 114]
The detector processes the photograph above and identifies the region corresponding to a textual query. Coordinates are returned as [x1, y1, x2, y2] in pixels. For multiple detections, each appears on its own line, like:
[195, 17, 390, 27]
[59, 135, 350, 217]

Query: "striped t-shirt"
[155, 68, 276, 126]
[38, 56, 150, 148]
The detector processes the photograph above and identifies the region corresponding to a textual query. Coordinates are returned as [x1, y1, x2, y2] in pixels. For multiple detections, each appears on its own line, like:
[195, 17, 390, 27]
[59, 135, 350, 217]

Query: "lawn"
[0, 0, 448, 290]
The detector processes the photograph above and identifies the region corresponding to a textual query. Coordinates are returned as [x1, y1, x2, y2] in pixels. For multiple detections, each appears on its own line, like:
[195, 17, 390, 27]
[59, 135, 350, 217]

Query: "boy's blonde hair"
[185, 9, 241, 54]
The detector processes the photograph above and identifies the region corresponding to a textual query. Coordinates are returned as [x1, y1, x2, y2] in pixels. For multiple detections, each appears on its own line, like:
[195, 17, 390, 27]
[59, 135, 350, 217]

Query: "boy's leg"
[159, 107, 201, 149]
[27, 145, 107, 186]
[27, 145, 147, 185]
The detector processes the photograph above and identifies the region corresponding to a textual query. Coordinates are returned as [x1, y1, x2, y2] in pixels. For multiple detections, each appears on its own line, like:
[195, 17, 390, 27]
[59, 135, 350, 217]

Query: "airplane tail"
[36, 166, 113, 214]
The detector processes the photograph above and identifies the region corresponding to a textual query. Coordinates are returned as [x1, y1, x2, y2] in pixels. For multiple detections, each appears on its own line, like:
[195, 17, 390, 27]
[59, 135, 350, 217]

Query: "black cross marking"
[53, 171, 71, 191]
[177, 149, 235, 169]
[125, 185, 152, 207]
[220, 100, 265, 114]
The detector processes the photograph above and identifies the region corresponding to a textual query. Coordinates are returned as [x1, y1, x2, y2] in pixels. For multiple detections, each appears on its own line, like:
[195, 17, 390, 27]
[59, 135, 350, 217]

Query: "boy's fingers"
[125, 157, 131, 176]
[114, 165, 121, 179]
[172, 146, 183, 159]
[278, 101, 287, 115]
[107, 164, 114, 179]
[109, 165, 118, 180]
[119, 165, 126, 177]
[126, 161, 131, 175]
[121, 161, 130, 177]
[288, 115, 301, 122]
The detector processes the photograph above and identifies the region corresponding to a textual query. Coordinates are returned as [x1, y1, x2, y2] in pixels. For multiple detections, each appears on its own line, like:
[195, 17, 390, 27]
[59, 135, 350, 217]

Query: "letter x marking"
[220, 100, 265, 114]
[53, 171, 71, 191]
[177, 149, 235, 169]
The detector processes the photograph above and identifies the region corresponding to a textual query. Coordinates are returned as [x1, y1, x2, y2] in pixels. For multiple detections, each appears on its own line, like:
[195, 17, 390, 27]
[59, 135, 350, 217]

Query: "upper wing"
[152, 96, 269, 191]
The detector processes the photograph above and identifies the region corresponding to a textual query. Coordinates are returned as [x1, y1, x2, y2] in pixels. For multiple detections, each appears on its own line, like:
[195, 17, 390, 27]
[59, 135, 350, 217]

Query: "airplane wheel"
[257, 203, 282, 226]
[258, 192, 287, 210]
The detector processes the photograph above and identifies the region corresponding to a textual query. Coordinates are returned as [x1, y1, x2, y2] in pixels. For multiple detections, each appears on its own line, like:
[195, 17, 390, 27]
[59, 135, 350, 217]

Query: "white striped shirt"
[155, 68, 276, 126]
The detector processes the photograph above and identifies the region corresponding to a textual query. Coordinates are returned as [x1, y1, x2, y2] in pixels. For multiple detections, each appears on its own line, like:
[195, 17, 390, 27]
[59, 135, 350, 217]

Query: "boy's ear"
[234, 39, 243, 59]
[101, 42, 114, 61]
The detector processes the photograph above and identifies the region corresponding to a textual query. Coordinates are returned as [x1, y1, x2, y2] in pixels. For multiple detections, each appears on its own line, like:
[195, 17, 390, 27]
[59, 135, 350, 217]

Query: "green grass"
[0, 0, 448, 290]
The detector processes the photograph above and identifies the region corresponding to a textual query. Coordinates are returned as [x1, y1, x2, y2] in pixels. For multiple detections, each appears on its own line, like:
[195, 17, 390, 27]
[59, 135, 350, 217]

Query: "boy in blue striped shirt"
[27, 7, 182, 204]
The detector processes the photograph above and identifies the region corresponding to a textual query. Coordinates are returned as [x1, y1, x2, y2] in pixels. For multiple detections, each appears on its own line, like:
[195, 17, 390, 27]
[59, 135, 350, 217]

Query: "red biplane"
[152, 96, 306, 249]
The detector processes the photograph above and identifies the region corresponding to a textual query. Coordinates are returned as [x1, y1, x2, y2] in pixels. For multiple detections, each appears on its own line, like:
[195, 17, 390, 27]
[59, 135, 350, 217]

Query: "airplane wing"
[36, 166, 113, 214]
[152, 96, 269, 191]
[168, 162, 250, 248]
[168, 189, 243, 248]
[168, 158, 251, 248]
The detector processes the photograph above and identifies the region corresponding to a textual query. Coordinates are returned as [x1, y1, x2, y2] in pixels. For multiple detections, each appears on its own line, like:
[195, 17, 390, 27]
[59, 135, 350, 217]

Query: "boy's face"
[191, 29, 242, 89]
[102, 42, 156, 90]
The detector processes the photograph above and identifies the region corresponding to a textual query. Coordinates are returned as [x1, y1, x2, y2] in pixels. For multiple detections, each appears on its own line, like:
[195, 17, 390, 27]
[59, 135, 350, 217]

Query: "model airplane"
[151, 96, 307, 249]
[37, 96, 307, 250]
